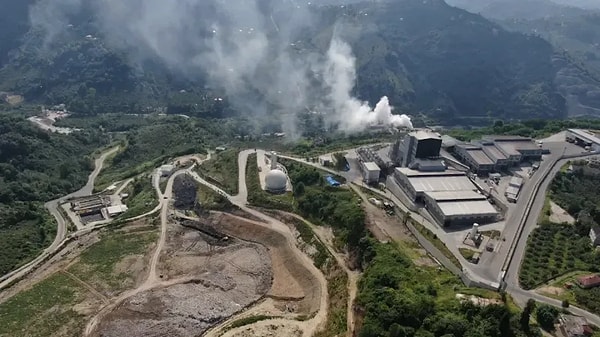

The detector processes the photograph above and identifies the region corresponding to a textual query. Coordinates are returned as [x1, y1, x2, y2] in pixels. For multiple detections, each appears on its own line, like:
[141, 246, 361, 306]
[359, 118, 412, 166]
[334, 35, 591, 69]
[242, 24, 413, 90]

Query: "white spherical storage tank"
[265, 169, 287, 193]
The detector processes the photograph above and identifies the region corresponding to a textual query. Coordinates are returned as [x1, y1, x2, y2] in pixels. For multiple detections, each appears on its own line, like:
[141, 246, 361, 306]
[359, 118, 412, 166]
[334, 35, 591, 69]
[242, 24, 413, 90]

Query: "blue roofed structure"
[325, 176, 341, 187]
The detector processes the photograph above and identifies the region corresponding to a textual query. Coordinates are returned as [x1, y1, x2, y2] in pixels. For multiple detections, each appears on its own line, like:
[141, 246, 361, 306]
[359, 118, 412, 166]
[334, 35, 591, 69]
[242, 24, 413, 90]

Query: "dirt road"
[283, 212, 360, 337]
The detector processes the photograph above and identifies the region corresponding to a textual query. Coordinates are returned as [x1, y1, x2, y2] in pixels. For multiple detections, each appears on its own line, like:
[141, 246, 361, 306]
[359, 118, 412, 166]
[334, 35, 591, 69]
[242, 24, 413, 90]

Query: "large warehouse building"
[393, 167, 498, 226]
[454, 136, 544, 174]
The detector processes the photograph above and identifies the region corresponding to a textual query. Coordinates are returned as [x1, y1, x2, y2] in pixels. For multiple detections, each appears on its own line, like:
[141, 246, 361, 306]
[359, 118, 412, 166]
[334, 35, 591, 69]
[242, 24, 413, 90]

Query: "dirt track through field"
[61, 270, 110, 304]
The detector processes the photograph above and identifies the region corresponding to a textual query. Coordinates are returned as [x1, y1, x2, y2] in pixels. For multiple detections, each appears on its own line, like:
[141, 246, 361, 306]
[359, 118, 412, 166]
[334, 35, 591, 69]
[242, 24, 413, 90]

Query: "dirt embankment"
[216, 213, 322, 316]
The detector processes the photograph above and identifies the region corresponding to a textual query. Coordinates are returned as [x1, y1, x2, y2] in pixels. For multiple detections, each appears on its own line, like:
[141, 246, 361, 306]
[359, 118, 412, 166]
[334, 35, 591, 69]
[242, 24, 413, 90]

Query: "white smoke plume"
[28, 0, 412, 133]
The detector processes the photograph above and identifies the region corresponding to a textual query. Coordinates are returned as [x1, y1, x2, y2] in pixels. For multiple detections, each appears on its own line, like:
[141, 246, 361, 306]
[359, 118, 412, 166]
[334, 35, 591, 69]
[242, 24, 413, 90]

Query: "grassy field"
[459, 248, 477, 261]
[120, 176, 159, 219]
[0, 273, 87, 337]
[196, 183, 234, 211]
[68, 230, 158, 294]
[519, 222, 592, 289]
[194, 149, 239, 195]
[412, 222, 462, 269]
[480, 230, 501, 240]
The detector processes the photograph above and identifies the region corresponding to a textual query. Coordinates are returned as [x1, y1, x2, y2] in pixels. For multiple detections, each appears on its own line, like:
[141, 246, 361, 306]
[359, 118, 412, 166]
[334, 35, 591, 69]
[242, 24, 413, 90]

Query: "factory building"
[454, 144, 495, 175]
[71, 195, 111, 216]
[483, 136, 543, 163]
[424, 191, 498, 227]
[389, 130, 442, 167]
[454, 136, 544, 174]
[160, 164, 175, 177]
[104, 204, 129, 218]
[401, 130, 442, 167]
[361, 162, 381, 184]
[567, 129, 600, 151]
[393, 167, 498, 226]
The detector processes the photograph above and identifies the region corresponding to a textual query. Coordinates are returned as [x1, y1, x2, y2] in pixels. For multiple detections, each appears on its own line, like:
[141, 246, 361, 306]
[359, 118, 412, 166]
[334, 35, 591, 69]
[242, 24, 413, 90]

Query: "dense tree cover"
[520, 163, 600, 314]
[535, 305, 559, 331]
[326, 0, 566, 123]
[0, 113, 107, 275]
[519, 220, 600, 289]
[357, 243, 541, 337]
[551, 166, 600, 221]
[97, 118, 232, 185]
[1, 0, 593, 124]
[448, 118, 600, 141]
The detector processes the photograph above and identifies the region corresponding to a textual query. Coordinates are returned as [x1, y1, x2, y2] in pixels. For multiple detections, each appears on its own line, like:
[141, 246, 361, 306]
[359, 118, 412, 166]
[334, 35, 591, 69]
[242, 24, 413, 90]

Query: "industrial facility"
[360, 161, 381, 184]
[264, 152, 291, 194]
[390, 130, 443, 167]
[69, 194, 128, 224]
[393, 168, 498, 226]
[566, 129, 600, 151]
[387, 130, 499, 227]
[454, 136, 544, 175]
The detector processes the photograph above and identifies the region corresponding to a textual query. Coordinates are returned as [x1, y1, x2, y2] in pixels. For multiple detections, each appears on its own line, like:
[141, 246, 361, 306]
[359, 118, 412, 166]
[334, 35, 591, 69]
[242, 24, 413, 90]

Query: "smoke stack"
[470, 223, 479, 239]
[271, 151, 278, 170]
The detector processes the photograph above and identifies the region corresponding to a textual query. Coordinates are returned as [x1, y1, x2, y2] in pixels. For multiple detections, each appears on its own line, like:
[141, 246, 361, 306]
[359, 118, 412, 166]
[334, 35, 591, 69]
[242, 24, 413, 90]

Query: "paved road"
[280, 144, 600, 324]
[467, 143, 565, 283]
[0, 146, 119, 289]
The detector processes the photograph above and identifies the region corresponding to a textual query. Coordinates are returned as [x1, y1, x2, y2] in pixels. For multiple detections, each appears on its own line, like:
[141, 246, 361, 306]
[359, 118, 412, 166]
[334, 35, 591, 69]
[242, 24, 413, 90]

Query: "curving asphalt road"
[279, 146, 600, 324]
[0, 146, 119, 289]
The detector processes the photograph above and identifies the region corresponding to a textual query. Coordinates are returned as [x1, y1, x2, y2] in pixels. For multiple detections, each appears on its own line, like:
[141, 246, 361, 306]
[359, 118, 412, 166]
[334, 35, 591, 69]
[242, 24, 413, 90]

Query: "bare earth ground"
[92, 216, 273, 337]
[537, 285, 566, 297]
[549, 201, 576, 224]
[202, 212, 327, 337]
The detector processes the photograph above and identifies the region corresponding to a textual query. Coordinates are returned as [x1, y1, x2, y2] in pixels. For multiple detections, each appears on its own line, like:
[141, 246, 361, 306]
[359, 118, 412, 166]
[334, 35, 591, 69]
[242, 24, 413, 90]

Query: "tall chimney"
[271, 152, 278, 170]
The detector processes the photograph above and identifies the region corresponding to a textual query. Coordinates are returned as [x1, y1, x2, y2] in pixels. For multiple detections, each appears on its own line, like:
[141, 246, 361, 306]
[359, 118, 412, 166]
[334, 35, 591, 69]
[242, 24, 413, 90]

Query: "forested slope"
[0, 0, 580, 124]
[0, 113, 106, 275]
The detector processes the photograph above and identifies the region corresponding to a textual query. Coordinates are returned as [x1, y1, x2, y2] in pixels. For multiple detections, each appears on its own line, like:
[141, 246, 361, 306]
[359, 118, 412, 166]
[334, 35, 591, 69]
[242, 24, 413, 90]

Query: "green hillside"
[0, 0, 586, 124]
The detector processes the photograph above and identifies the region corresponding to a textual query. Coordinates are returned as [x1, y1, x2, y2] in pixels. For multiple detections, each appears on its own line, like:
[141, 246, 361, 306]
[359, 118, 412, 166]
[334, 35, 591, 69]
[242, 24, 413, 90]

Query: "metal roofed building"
[398, 130, 443, 167]
[393, 167, 498, 226]
[482, 136, 543, 164]
[423, 191, 498, 226]
[481, 143, 509, 170]
[361, 161, 381, 184]
[393, 168, 477, 202]
[455, 144, 495, 175]
[568, 129, 600, 151]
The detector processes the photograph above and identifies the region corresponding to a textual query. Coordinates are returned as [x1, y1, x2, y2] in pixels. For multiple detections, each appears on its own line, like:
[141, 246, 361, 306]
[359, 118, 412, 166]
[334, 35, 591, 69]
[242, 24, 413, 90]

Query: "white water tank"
[265, 169, 287, 193]
[471, 223, 480, 238]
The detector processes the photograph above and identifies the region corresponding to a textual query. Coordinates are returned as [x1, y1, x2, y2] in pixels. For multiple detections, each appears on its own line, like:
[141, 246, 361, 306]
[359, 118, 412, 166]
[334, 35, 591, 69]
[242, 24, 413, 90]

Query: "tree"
[294, 182, 305, 196]
[520, 299, 536, 332]
[536, 305, 558, 331]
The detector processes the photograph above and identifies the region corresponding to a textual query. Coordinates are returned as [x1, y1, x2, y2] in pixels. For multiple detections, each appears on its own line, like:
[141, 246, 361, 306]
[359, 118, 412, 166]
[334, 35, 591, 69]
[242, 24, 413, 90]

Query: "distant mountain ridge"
[0, 0, 590, 124]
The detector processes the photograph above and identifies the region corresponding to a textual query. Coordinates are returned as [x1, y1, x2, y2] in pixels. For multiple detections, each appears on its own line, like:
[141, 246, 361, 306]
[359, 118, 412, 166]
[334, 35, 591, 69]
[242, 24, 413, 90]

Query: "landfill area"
[93, 207, 322, 337]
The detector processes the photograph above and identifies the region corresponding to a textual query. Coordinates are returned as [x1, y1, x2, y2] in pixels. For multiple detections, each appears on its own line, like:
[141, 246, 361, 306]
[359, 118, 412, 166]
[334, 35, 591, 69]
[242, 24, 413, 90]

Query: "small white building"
[159, 164, 175, 177]
[361, 162, 380, 184]
[105, 204, 128, 217]
[319, 154, 336, 167]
